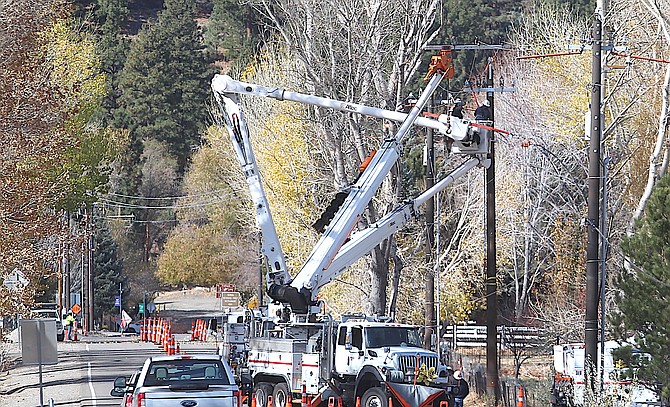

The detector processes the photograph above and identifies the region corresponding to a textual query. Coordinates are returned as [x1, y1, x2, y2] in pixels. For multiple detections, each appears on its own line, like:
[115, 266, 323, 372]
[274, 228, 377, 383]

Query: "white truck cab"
[334, 320, 444, 384]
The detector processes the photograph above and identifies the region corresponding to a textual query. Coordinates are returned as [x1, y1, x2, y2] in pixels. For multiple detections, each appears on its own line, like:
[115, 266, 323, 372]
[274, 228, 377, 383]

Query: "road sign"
[146, 302, 156, 314]
[220, 292, 240, 307]
[3, 269, 28, 291]
[71, 304, 81, 315]
[138, 303, 145, 314]
[114, 296, 120, 307]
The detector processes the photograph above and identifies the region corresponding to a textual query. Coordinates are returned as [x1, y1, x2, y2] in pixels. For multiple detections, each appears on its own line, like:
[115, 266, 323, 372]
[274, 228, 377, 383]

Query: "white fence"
[441, 325, 544, 349]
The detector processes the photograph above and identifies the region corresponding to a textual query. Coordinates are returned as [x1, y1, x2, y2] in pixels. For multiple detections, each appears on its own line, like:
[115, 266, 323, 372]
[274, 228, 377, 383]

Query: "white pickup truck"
[112, 355, 240, 407]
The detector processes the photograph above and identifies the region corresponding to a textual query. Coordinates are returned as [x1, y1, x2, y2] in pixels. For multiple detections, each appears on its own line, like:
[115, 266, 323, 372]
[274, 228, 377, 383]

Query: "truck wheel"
[254, 383, 274, 407]
[362, 387, 388, 407]
[57, 333, 64, 342]
[272, 383, 290, 407]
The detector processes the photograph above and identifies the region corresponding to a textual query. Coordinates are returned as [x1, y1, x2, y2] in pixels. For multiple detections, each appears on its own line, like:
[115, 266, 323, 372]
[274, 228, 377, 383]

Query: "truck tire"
[254, 383, 274, 407]
[362, 387, 388, 407]
[57, 333, 64, 342]
[272, 383, 290, 407]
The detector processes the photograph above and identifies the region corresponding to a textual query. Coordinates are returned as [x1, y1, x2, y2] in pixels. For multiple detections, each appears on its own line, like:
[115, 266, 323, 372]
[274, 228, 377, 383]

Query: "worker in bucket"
[474, 99, 491, 121]
[451, 98, 464, 119]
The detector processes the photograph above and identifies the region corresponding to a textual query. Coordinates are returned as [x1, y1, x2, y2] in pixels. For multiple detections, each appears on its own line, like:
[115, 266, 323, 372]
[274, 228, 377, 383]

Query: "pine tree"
[439, 0, 522, 92]
[205, 0, 259, 64]
[93, 214, 126, 319]
[96, 0, 130, 115]
[611, 174, 670, 400]
[116, 0, 213, 173]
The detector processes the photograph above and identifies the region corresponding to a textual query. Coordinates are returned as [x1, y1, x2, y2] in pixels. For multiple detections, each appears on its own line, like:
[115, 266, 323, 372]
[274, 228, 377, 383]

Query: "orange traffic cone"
[168, 336, 175, 355]
[517, 385, 525, 407]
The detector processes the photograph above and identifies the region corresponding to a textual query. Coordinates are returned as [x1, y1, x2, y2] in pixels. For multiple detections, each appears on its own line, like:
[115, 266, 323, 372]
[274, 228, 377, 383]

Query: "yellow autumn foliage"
[42, 19, 106, 121]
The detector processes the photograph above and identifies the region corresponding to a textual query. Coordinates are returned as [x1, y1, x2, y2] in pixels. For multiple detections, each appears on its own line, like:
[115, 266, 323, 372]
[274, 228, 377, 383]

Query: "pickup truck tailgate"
[142, 385, 238, 407]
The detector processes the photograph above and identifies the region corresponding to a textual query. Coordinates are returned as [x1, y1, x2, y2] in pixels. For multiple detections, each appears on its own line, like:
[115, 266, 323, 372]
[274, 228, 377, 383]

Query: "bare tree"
[246, 0, 442, 313]
[631, 0, 670, 225]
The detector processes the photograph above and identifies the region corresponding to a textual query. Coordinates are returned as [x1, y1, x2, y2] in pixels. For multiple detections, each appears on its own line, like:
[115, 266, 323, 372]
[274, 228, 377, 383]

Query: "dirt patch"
[153, 287, 223, 333]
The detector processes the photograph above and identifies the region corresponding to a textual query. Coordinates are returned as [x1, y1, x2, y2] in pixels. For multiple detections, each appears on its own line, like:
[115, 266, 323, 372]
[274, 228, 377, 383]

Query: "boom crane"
[213, 94, 290, 289]
[211, 50, 491, 321]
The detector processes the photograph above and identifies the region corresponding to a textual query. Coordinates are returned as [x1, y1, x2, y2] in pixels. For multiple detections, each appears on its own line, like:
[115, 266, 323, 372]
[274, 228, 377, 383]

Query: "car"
[123, 321, 142, 334]
[111, 354, 239, 407]
[30, 308, 65, 342]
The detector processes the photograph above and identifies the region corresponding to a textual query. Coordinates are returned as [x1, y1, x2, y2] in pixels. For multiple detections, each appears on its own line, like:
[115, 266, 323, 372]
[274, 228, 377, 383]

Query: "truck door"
[335, 326, 364, 375]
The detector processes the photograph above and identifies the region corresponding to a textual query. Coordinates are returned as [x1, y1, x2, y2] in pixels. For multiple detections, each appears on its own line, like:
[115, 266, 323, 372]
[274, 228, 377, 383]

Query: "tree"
[1, 1, 116, 321]
[94, 0, 131, 117]
[248, 0, 443, 316]
[205, 0, 260, 64]
[116, 0, 213, 173]
[93, 214, 125, 321]
[630, 0, 670, 226]
[611, 173, 670, 401]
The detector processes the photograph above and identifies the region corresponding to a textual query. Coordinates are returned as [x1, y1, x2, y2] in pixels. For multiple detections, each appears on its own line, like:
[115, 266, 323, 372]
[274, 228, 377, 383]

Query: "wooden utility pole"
[87, 208, 95, 331]
[585, 11, 603, 393]
[423, 45, 513, 402]
[484, 58, 499, 401]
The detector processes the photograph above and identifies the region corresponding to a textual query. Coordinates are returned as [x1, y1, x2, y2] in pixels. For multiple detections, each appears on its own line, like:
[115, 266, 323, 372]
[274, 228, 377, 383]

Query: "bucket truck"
[211, 49, 492, 407]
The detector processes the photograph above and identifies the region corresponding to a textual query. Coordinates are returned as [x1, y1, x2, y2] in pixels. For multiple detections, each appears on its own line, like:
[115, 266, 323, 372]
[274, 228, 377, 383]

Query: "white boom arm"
[309, 156, 485, 296]
[212, 92, 290, 288]
[211, 75, 468, 141]
[288, 73, 445, 305]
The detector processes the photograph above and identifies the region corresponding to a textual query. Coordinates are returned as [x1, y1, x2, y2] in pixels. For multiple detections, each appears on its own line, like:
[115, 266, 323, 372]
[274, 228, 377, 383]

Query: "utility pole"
[64, 211, 71, 312]
[81, 208, 88, 333]
[423, 45, 513, 402]
[585, 11, 603, 394]
[119, 282, 123, 333]
[87, 206, 95, 332]
[484, 58, 499, 401]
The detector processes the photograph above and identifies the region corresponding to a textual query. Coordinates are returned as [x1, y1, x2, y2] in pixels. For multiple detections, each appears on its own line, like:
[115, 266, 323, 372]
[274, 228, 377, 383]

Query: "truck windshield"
[365, 327, 422, 348]
[143, 360, 231, 386]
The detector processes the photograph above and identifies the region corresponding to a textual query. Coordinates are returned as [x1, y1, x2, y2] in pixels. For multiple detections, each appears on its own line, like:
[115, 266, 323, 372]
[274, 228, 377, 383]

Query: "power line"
[106, 190, 230, 201]
[96, 196, 227, 210]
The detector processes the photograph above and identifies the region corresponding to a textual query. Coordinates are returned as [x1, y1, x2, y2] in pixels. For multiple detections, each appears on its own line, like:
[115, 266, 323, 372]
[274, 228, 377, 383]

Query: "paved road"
[0, 333, 221, 407]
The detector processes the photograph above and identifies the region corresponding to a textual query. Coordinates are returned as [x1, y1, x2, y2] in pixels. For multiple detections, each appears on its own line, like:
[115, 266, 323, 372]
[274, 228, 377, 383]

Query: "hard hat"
[454, 370, 463, 379]
[454, 98, 462, 104]
[483, 100, 490, 107]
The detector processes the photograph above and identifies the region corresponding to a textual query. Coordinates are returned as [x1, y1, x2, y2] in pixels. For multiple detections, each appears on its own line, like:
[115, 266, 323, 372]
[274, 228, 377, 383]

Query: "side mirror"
[344, 330, 352, 351]
[110, 376, 128, 397]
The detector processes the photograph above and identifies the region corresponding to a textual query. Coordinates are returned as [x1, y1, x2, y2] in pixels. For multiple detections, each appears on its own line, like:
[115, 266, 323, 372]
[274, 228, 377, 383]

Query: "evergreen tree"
[96, 0, 130, 116]
[611, 174, 670, 400]
[439, 0, 522, 94]
[92, 214, 126, 321]
[205, 0, 259, 64]
[116, 0, 214, 173]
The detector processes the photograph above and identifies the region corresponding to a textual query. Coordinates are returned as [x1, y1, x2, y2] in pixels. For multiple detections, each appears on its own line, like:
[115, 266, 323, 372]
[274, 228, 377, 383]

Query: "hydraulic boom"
[211, 51, 491, 318]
